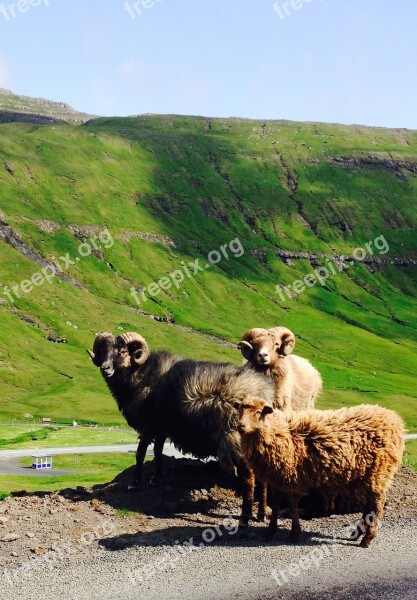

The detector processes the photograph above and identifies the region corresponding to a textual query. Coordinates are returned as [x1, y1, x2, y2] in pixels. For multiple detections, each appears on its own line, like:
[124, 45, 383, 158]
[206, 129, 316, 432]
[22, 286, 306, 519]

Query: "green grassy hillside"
[0, 111, 416, 430]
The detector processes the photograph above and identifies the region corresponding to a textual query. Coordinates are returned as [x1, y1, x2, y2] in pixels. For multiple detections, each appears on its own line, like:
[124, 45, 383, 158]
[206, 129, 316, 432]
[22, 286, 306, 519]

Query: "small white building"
[32, 455, 53, 470]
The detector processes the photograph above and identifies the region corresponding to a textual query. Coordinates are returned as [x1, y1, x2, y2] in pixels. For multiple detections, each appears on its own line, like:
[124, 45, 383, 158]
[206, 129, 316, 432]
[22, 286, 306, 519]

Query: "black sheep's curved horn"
[119, 332, 149, 366]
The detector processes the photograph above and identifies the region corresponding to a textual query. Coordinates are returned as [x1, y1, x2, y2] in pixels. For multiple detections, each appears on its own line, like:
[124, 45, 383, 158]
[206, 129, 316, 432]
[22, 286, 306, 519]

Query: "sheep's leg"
[265, 488, 280, 541]
[288, 494, 303, 543]
[128, 437, 150, 490]
[237, 464, 255, 528]
[322, 489, 336, 516]
[359, 492, 384, 548]
[348, 497, 372, 541]
[149, 433, 166, 486]
[257, 482, 268, 522]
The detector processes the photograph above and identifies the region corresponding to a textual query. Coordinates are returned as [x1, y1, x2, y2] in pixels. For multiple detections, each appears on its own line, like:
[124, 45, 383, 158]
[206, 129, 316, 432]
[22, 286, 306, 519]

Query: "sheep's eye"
[120, 349, 128, 355]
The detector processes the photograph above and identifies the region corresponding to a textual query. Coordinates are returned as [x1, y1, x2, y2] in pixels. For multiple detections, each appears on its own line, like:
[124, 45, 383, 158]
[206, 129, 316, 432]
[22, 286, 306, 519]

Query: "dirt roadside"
[0, 458, 416, 569]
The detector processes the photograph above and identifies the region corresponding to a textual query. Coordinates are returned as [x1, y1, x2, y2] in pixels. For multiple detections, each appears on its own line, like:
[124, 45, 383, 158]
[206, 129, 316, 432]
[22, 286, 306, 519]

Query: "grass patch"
[116, 508, 140, 518]
[18, 452, 138, 471]
[0, 425, 137, 449]
[0, 425, 49, 441]
[0, 452, 139, 494]
[0, 427, 52, 447]
[404, 439, 417, 472]
[0, 474, 118, 495]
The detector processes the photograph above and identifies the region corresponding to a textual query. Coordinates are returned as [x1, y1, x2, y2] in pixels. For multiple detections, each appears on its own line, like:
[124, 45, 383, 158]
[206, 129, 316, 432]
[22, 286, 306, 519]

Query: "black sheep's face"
[99, 339, 133, 378]
[88, 333, 150, 379]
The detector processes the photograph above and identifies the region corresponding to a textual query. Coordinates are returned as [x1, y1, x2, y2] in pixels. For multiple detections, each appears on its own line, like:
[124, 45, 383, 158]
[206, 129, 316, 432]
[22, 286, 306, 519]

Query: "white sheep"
[239, 327, 322, 410]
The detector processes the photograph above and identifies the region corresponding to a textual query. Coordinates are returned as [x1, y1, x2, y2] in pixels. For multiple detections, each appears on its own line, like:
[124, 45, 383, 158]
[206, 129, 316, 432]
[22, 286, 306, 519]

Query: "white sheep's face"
[236, 398, 274, 434]
[255, 341, 273, 366]
[239, 327, 296, 368]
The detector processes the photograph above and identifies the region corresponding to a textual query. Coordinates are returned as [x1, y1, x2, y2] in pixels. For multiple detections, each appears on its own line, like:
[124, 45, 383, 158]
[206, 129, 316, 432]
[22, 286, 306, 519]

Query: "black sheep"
[88, 331, 275, 525]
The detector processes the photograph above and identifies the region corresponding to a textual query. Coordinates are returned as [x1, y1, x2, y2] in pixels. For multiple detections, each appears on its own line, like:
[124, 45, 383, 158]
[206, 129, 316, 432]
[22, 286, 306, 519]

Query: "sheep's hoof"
[238, 517, 250, 529]
[264, 526, 278, 542]
[359, 537, 372, 548]
[288, 531, 300, 544]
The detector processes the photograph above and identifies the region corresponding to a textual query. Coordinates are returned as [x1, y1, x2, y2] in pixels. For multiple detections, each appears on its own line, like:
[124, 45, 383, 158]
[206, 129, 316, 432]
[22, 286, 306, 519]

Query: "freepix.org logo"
[124, 0, 163, 20]
[273, 0, 324, 21]
[275, 235, 389, 302]
[0, 0, 50, 22]
[3, 228, 114, 304]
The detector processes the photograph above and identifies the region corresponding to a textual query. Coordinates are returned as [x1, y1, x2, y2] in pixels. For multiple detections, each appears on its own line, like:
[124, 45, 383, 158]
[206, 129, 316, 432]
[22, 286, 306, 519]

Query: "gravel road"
[0, 443, 188, 475]
[0, 445, 138, 461]
[0, 442, 187, 464]
[0, 461, 80, 476]
[2, 517, 416, 600]
[1, 457, 416, 600]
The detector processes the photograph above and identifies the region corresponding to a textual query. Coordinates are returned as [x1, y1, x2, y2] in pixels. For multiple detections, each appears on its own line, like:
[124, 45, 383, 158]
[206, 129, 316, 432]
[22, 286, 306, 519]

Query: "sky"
[0, 0, 416, 128]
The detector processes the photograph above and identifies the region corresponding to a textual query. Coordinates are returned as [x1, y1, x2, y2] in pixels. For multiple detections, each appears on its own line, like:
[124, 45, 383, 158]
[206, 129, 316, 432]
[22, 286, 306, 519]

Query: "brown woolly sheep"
[238, 327, 322, 411]
[236, 397, 404, 547]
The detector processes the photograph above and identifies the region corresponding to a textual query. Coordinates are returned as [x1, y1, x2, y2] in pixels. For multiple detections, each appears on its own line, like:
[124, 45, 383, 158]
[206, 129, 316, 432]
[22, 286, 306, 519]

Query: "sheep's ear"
[262, 405, 274, 416]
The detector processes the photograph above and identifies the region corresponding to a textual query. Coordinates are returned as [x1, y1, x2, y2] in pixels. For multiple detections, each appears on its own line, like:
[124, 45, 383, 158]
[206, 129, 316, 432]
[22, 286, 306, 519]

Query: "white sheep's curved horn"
[87, 349, 95, 361]
[238, 339, 254, 360]
[119, 332, 149, 366]
[241, 328, 267, 342]
[269, 327, 295, 356]
[239, 340, 253, 350]
[239, 328, 266, 359]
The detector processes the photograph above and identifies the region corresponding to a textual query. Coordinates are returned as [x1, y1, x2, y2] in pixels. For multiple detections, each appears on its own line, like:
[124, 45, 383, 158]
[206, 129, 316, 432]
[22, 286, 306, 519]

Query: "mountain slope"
[0, 108, 416, 429]
[0, 88, 93, 123]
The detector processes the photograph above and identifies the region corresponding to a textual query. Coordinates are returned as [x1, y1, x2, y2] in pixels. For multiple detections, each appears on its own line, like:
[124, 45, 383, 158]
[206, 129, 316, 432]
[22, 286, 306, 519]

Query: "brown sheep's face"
[235, 397, 274, 434]
[239, 327, 295, 369]
[87, 332, 150, 379]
